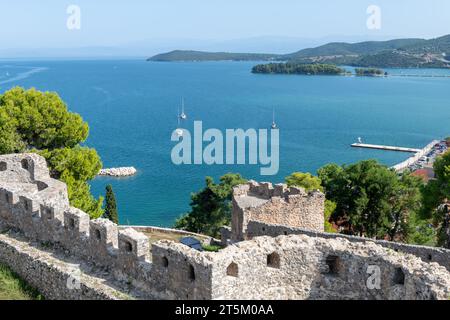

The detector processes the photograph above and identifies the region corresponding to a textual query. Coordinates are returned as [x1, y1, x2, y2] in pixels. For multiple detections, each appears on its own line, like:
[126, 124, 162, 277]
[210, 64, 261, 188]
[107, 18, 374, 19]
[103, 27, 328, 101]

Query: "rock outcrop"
[98, 167, 137, 177]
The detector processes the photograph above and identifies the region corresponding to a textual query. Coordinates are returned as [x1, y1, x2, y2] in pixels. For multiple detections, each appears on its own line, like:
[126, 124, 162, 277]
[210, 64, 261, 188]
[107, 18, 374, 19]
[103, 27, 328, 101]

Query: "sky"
[0, 0, 449, 56]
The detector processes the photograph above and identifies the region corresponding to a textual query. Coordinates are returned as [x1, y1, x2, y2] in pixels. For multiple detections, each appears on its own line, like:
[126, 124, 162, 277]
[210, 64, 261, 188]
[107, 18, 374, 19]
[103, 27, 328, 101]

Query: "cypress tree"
[104, 184, 119, 224]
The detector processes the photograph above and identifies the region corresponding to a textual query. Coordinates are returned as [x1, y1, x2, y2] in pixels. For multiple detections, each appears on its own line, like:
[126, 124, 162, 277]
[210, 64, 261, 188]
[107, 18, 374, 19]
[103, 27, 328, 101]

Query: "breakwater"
[98, 167, 137, 177]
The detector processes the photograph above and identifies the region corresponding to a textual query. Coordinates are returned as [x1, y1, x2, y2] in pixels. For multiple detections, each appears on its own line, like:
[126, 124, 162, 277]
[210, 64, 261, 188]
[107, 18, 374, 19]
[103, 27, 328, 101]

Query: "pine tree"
[104, 185, 119, 224]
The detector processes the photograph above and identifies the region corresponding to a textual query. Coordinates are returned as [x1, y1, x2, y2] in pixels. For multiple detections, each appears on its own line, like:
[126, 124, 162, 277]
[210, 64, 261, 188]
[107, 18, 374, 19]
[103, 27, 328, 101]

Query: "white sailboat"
[271, 108, 278, 129]
[175, 108, 183, 137]
[180, 97, 187, 120]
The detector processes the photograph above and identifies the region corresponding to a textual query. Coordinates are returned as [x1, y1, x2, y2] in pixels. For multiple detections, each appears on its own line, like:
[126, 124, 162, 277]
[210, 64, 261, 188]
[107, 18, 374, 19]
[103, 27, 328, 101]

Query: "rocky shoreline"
[98, 167, 137, 177]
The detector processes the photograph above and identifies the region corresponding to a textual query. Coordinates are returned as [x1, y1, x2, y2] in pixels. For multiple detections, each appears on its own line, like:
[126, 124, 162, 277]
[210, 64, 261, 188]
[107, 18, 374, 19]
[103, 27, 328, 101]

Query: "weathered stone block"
[118, 227, 149, 259]
[64, 208, 90, 234]
[90, 218, 118, 247]
[20, 196, 39, 214]
[40, 204, 64, 223]
[273, 183, 287, 197]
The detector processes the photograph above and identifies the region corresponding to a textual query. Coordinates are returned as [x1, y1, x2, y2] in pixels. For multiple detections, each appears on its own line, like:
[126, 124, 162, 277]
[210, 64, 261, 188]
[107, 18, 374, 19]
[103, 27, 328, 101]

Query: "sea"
[1, 59, 450, 226]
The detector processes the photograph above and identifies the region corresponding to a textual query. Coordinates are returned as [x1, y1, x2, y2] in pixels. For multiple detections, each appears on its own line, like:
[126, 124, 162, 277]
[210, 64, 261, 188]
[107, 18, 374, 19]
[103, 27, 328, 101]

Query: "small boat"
[271, 108, 278, 129]
[175, 128, 184, 137]
[180, 97, 187, 120]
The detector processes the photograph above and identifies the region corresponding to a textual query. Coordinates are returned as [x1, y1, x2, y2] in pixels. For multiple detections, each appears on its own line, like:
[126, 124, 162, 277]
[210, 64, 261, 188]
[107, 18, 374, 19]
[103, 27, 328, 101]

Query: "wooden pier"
[351, 143, 421, 153]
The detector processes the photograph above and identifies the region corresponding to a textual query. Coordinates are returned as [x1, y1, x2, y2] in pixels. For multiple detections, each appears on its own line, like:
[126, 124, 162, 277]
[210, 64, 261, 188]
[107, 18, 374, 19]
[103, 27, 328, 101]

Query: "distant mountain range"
[148, 35, 450, 68]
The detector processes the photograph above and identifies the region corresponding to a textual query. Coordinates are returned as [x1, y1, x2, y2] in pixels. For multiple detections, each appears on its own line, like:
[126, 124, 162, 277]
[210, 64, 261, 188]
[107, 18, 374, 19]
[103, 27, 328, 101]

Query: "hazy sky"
[0, 0, 448, 49]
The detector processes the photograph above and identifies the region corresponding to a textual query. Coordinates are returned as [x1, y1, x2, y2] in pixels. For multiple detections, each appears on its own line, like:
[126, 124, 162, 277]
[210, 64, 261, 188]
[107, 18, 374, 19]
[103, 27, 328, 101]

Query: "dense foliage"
[285, 172, 323, 191]
[355, 68, 386, 76]
[283, 38, 425, 60]
[252, 63, 346, 75]
[0, 87, 103, 218]
[283, 35, 450, 68]
[0, 87, 88, 153]
[350, 51, 437, 68]
[104, 185, 119, 224]
[317, 160, 423, 240]
[421, 150, 450, 246]
[174, 173, 247, 237]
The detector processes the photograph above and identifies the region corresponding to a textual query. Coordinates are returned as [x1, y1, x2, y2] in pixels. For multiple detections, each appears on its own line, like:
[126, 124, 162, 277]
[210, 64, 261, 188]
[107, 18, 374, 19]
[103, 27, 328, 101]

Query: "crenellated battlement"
[0, 153, 449, 300]
[0, 182, 153, 270]
[234, 180, 322, 200]
[0, 153, 215, 299]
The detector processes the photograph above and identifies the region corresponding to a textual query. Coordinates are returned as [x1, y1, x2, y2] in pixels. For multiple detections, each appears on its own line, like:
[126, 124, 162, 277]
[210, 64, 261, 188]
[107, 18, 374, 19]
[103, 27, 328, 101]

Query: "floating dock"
[351, 143, 421, 153]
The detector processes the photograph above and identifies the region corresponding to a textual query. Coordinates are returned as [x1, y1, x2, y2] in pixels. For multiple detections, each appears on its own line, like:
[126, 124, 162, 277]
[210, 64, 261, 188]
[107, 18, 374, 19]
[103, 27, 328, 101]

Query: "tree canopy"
[252, 63, 346, 75]
[421, 150, 450, 246]
[0, 87, 103, 218]
[355, 68, 386, 76]
[285, 172, 323, 192]
[104, 185, 119, 224]
[0, 87, 88, 151]
[174, 173, 247, 237]
[317, 160, 423, 240]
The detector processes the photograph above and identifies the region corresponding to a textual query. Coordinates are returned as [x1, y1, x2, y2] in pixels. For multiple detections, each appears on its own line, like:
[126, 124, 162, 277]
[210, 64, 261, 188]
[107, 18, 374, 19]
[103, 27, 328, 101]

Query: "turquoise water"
[1, 60, 450, 226]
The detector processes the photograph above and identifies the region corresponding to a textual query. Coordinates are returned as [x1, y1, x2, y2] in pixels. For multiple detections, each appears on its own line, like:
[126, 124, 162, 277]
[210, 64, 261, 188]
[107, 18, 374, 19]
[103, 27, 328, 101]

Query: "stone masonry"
[0, 153, 449, 300]
[231, 181, 325, 241]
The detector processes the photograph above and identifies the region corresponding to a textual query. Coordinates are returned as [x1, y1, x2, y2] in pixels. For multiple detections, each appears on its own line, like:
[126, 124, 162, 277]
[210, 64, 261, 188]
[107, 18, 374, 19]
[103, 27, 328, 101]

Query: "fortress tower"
[230, 181, 325, 241]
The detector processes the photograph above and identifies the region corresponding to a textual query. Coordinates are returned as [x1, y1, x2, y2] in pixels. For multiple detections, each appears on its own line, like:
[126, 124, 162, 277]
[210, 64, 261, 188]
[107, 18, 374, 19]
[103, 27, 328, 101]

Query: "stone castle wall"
[209, 235, 450, 300]
[0, 231, 129, 300]
[231, 181, 325, 241]
[246, 221, 450, 272]
[0, 153, 212, 299]
[0, 153, 449, 300]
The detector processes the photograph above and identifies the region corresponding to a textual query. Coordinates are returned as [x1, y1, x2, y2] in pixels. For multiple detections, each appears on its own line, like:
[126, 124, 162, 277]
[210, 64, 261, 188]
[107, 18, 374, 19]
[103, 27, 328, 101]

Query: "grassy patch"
[201, 244, 222, 252]
[0, 264, 43, 300]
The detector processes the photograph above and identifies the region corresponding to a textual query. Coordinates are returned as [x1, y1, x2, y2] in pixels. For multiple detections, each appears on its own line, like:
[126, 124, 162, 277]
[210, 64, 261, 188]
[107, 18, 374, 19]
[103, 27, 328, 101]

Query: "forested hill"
[147, 50, 278, 62]
[285, 35, 450, 68]
[282, 38, 424, 60]
[148, 35, 450, 68]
